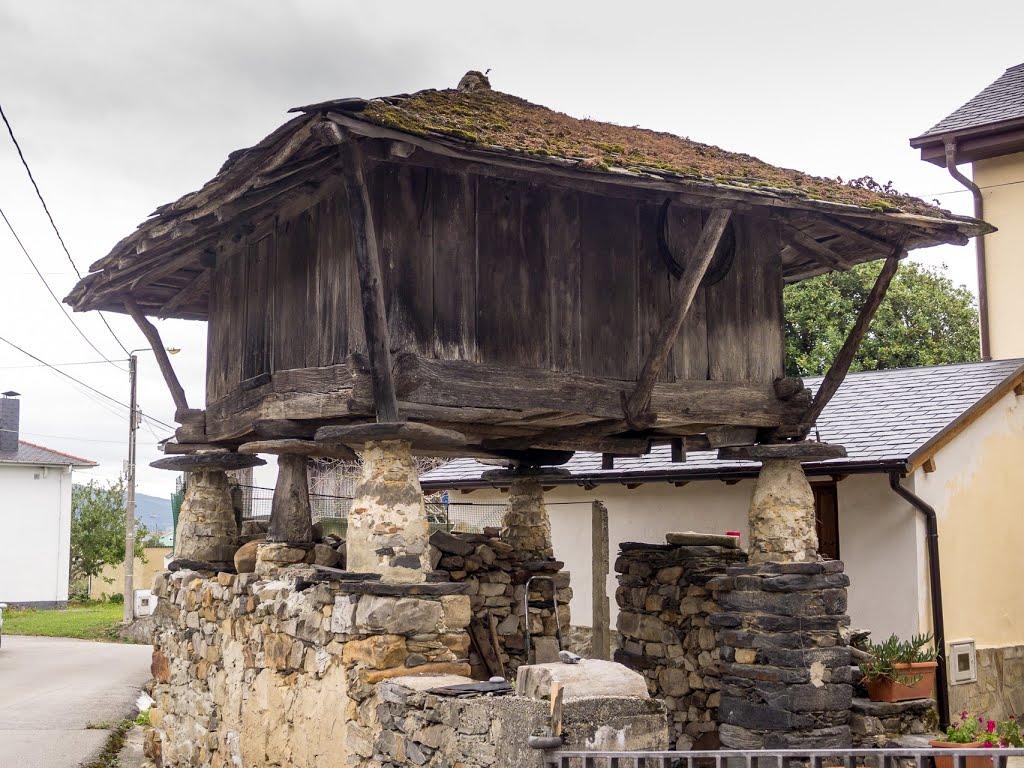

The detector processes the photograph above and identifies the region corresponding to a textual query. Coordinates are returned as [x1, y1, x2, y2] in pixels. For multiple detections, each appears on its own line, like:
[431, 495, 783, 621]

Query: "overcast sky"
[0, 1, 1020, 503]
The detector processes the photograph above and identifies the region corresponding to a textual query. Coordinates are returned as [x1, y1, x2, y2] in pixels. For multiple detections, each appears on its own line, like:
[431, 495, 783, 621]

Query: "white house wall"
[838, 473, 927, 640]
[451, 472, 923, 640]
[0, 464, 73, 606]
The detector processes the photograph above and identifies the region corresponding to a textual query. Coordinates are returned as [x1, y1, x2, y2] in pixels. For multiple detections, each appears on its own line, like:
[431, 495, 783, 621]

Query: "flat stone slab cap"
[150, 452, 266, 471]
[238, 439, 357, 461]
[717, 441, 847, 462]
[666, 531, 738, 548]
[315, 422, 468, 453]
[480, 466, 572, 482]
[516, 659, 649, 701]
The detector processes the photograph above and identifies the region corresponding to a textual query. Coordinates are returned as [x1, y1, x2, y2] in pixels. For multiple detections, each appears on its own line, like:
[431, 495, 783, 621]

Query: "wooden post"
[549, 682, 564, 738]
[123, 299, 189, 413]
[268, 454, 314, 543]
[626, 209, 731, 421]
[801, 245, 904, 433]
[338, 137, 400, 424]
[591, 500, 611, 660]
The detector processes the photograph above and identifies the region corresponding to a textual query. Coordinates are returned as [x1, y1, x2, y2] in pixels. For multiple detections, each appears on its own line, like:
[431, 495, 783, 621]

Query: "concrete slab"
[0, 635, 152, 768]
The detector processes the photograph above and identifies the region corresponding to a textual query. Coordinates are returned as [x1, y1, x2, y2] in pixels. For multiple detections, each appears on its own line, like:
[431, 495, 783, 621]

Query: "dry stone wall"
[711, 560, 854, 749]
[430, 529, 570, 677]
[148, 566, 472, 768]
[614, 537, 747, 750]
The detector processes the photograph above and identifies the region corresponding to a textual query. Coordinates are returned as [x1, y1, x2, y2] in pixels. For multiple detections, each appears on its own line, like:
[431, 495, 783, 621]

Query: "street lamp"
[123, 346, 179, 624]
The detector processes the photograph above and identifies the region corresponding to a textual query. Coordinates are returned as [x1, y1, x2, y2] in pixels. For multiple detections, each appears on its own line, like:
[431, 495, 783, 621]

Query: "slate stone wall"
[711, 561, 854, 749]
[614, 539, 747, 749]
[430, 529, 570, 677]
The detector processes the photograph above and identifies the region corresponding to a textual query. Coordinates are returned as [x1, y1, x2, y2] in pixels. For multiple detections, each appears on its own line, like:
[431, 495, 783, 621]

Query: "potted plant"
[930, 711, 1023, 768]
[856, 633, 938, 702]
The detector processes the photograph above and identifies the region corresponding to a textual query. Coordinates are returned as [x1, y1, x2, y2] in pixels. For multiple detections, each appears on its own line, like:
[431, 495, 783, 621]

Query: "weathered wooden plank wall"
[205, 161, 785, 406]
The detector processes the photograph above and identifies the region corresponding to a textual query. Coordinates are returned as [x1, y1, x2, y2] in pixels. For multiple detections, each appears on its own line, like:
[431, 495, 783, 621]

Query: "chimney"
[0, 391, 20, 453]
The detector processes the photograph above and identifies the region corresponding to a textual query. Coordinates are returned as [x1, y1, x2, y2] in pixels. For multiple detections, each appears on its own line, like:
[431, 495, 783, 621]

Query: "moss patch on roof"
[356, 87, 939, 216]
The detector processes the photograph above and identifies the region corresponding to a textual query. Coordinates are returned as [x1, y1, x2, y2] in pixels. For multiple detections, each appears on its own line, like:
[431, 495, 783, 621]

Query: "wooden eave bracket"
[123, 298, 190, 414]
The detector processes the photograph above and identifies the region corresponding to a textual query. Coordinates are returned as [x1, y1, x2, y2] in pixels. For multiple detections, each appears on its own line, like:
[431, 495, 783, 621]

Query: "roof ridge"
[16, 439, 97, 466]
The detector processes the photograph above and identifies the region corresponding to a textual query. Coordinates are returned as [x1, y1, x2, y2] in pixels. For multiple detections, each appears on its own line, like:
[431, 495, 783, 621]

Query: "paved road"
[0, 635, 152, 768]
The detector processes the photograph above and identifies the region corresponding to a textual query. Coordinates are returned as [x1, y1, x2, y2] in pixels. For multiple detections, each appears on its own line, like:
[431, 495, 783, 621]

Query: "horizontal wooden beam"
[382, 353, 808, 429]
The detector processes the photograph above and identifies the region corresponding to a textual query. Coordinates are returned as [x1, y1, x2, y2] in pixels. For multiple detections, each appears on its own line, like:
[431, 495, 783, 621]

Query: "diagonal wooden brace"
[624, 208, 732, 424]
[799, 240, 906, 436]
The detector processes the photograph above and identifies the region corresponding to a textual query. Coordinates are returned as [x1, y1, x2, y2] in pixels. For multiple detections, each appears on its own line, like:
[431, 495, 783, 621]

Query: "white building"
[422, 360, 1024, 720]
[0, 392, 96, 607]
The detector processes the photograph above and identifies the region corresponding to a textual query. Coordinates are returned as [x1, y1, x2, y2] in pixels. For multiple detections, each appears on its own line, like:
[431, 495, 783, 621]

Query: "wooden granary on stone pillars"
[66, 71, 988, 579]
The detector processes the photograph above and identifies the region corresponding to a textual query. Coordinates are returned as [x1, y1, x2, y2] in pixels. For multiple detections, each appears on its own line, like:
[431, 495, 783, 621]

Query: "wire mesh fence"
[234, 485, 507, 537]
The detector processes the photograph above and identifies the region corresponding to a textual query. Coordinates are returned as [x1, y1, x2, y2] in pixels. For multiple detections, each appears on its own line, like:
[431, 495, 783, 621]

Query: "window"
[813, 482, 840, 560]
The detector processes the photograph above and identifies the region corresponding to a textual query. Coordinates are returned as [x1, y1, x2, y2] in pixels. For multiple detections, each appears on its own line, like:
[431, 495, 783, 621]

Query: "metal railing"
[543, 748, 1024, 768]
[234, 485, 506, 536]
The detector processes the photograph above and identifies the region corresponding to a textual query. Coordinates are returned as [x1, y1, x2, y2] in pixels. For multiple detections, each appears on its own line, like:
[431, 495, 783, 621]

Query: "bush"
[108, 593, 124, 605]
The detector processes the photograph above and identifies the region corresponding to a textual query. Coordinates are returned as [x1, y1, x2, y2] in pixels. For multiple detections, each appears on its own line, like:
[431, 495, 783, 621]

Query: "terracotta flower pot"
[865, 661, 938, 702]
[929, 740, 992, 768]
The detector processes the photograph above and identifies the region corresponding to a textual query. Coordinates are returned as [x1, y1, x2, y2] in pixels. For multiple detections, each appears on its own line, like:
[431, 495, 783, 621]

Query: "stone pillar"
[748, 459, 818, 564]
[347, 440, 431, 583]
[174, 470, 240, 566]
[718, 442, 846, 565]
[502, 473, 554, 560]
[712, 442, 852, 749]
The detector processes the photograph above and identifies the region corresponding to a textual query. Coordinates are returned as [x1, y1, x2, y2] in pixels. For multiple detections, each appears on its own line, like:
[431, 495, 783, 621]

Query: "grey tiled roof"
[0, 440, 96, 468]
[420, 359, 1024, 487]
[920, 63, 1024, 136]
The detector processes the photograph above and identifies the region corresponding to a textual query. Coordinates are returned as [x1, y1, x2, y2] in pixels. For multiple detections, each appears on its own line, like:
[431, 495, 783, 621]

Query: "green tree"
[70, 477, 148, 582]
[784, 261, 980, 377]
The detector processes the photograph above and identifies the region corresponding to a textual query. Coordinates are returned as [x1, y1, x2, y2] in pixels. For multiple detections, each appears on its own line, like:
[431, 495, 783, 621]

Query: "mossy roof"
[305, 85, 942, 217]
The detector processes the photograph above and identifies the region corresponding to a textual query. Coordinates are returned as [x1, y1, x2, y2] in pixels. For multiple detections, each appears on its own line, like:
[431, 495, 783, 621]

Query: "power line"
[0, 332, 176, 431]
[0, 206, 126, 370]
[921, 178, 1024, 198]
[0, 100, 130, 356]
[0, 426, 127, 445]
[0, 358, 119, 370]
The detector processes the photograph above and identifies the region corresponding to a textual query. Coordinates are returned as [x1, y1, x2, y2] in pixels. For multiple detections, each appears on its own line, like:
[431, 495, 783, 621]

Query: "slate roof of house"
[0, 440, 96, 468]
[919, 63, 1024, 136]
[420, 359, 1024, 488]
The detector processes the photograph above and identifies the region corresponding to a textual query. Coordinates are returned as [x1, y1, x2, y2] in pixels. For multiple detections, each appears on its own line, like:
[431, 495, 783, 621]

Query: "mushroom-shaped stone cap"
[315, 422, 469, 455]
[716, 442, 847, 462]
[150, 453, 266, 472]
[480, 466, 572, 483]
[238, 439, 357, 461]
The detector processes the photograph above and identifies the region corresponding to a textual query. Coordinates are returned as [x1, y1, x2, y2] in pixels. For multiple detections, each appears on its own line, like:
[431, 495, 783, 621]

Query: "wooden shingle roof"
[66, 73, 990, 320]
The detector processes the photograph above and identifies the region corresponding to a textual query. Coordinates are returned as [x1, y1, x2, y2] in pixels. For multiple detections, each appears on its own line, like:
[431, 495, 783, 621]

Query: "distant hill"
[135, 493, 173, 534]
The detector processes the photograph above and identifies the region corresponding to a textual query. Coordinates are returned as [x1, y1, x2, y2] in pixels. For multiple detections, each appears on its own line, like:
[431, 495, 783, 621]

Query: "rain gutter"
[888, 471, 949, 729]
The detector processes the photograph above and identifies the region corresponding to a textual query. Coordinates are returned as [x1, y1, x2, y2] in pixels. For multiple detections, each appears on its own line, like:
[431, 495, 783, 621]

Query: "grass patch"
[4, 601, 128, 642]
[82, 719, 134, 768]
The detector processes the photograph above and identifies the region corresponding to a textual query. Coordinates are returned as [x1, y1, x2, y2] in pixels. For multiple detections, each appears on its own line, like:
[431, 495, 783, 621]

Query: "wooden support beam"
[781, 223, 854, 270]
[158, 268, 211, 318]
[800, 245, 904, 433]
[123, 299, 189, 413]
[338, 136, 400, 424]
[591, 500, 611, 660]
[625, 208, 732, 422]
[268, 454, 314, 543]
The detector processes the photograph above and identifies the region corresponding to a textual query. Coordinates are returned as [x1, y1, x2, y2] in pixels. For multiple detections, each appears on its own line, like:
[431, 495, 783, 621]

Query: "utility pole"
[123, 353, 138, 624]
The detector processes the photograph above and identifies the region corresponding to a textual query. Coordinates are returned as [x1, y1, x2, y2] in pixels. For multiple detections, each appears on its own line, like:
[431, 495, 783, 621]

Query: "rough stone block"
[355, 596, 443, 635]
[517, 659, 649, 701]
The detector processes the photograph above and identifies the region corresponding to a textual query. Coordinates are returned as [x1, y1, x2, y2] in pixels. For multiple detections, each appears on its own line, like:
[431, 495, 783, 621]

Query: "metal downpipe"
[944, 139, 991, 361]
[888, 471, 949, 728]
